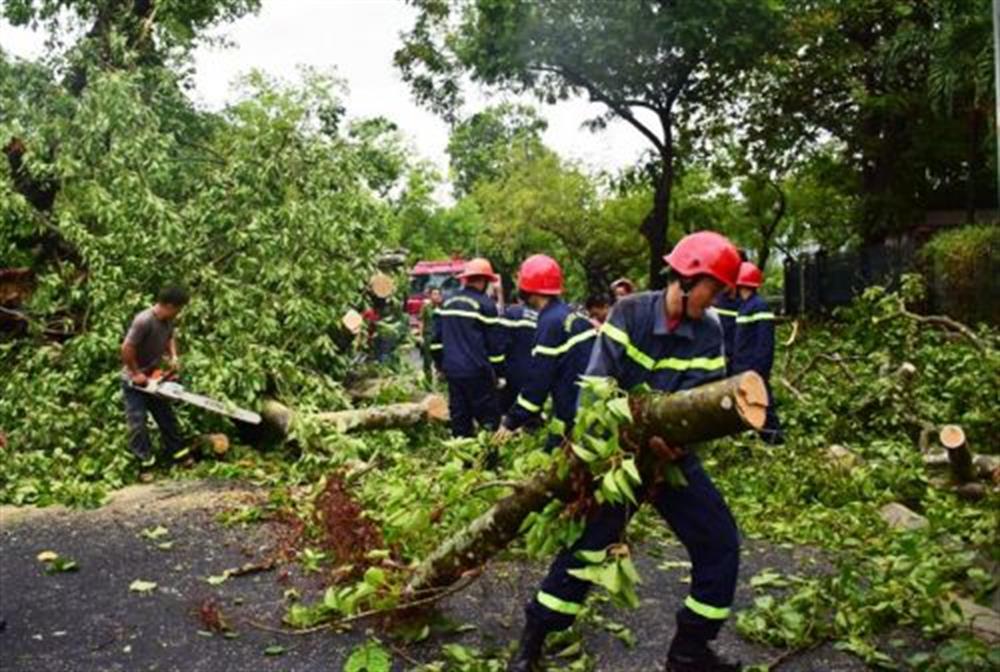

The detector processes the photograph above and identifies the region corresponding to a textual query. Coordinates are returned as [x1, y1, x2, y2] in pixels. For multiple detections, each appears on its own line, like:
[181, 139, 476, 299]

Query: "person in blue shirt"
[493, 255, 596, 449]
[732, 262, 783, 444]
[508, 232, 745, 672]
[431, 258, 506, 437]
[497, 299, 538, 416]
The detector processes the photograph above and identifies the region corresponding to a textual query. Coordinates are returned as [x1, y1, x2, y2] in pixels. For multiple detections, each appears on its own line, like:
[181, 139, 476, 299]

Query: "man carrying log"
[493, 255, 596, 449]
[508, 232, 745, 672]
[732, 262, 783, 445]
[120, 285, 188, 464]
[432, 258, 506, 437]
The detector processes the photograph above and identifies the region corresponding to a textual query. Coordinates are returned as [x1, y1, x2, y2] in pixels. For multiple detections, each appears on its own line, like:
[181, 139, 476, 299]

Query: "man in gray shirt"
[120, 285, 188, 462]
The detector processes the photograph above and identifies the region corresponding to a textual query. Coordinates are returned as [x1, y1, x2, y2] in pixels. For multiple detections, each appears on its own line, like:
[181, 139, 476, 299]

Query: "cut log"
[940, 425, 975, 484]
[405, 372, 767, 596]
[342, 309, 364, 335]
[197, 433, 230, 456]
[369, 272, 396, 299]
[260, 394, 448, 438]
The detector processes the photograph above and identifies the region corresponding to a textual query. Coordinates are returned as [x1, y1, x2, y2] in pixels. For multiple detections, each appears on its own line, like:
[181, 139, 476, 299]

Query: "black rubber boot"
[665, 648, 742, 672]
[507, 626, 547, 672]
[666, 621, 741, 672]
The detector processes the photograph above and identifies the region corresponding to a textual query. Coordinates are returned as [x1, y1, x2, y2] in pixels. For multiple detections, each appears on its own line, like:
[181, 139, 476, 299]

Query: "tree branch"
[531, 64, 666, 155]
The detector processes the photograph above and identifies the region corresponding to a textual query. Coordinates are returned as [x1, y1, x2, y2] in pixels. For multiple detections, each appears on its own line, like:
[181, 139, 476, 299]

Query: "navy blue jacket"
[504, 299, 596, 431]
[432, 287, 505, 379]
[713, 293, 741, 372]
[498, 304, 538, 400]
[732, 293, 775, 380]
[587, 291, 726, 394]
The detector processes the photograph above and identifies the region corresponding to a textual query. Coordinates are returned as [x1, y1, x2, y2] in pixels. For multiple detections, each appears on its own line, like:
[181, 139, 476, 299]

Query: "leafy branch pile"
[0, 62, 410, 506]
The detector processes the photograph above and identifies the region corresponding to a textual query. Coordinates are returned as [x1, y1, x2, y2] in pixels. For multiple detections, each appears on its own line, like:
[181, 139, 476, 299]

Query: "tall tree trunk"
[641, 124, 673, 290]
[756, 179, 787, 270]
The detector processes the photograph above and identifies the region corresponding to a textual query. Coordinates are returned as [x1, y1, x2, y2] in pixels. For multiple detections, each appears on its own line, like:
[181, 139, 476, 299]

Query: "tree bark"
[642, 123, 673, 291]
[405, 372, 766, 595]
[260, 394, 448, 438]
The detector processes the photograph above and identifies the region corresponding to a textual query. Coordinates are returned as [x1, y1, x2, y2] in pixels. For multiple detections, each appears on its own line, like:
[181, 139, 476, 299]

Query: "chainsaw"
[131, 369, 261, 425]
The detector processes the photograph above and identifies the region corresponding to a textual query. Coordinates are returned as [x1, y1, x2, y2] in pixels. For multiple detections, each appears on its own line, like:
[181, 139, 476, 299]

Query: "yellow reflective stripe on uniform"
[600, 322, 724, 372]
[436, 309, 499, 324]
[537, 591, 582, 615]
[532, 328, 597, 357]
[600, 322, 656, 369]
[489, 354, 506, 363]
[444, 296, 480, 310]
[516, 394, 542, 413]
[497, 318, 536, 328]
[684, 595, 730, 620]
[714, 308, 738, 317]
[653, 356, 725, 371]
[429, 343, 443, 351]
[736, 312, 775, 324]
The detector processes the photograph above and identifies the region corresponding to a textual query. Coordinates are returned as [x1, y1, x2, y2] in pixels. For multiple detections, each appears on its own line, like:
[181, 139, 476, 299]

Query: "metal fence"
[782, 239, 998, 325]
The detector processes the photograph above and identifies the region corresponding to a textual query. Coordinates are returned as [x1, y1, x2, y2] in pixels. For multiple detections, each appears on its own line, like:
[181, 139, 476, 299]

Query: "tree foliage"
[446, 102, 546, 197]
[1, 50, 407, 505]
[396, 0, 781, 287]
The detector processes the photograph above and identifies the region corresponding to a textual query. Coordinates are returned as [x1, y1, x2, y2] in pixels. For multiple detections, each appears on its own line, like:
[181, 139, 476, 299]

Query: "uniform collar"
[653, 291, 694, 339]
[538, 297, 562, 315]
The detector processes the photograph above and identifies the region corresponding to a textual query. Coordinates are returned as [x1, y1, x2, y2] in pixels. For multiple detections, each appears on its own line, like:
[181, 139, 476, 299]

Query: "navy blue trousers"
[447, 375, 500, 437]
[526, 453, 740, 643]
[760, 380, 784, 444]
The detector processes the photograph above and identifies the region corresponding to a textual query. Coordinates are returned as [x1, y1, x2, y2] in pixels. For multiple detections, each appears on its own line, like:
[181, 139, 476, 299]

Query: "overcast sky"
[0, 0, 653, 189]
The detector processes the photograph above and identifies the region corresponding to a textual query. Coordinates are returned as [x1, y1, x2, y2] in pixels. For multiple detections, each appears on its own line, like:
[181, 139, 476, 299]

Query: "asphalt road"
[0, 479, 882, 671]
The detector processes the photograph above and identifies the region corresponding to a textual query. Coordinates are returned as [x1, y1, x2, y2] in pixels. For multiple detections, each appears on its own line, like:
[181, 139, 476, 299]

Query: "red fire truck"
[405, 258, 505, 331]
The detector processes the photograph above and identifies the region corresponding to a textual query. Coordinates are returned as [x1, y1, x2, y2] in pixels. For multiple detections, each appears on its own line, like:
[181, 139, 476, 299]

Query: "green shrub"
[921, 223, 1000, 326]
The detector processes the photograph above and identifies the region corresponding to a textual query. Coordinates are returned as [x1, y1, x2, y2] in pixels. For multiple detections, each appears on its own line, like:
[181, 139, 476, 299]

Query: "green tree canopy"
[396, 0, 781, 287]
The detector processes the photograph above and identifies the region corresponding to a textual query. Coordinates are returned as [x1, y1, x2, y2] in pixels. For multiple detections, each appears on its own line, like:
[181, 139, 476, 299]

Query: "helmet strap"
[678, 276, 698, 319]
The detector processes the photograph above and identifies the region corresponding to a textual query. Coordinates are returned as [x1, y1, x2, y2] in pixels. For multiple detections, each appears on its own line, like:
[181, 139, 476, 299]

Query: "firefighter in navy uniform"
[508, 232, 745, 672]
[732, 262, 783, 444]
[493, 255, 596, 449]
[713, 288, 741, 374]
[432, 258, 506, 437]
[497, 299, 538, 416]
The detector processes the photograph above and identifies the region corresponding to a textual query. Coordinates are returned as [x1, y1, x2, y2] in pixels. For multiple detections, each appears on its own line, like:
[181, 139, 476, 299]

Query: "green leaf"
[600, 470, 621, 502]
[140, 525, 169, 541]
[129, 579, 157, 594]
[575, 548, 608, 564]
[264, 644, 286, 656]
[607, 397, 633, 422]
[614, 468, 638, 505]
[621, 458, 641, 485]
[344, 641, 391, 672]
[570, 442, 598, 463]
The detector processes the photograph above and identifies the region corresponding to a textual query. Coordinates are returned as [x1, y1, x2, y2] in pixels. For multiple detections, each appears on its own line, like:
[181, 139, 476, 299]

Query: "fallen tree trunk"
[260, 394, 448, 438]
[405, 372, 767, 596]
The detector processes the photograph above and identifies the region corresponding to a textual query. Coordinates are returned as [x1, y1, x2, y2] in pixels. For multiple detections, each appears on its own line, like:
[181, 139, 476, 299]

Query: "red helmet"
[663, 231, 742, 288]
[457, 257, 499, 283]
[737, 261, 763, 288]
[518, 254, 563, 295]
